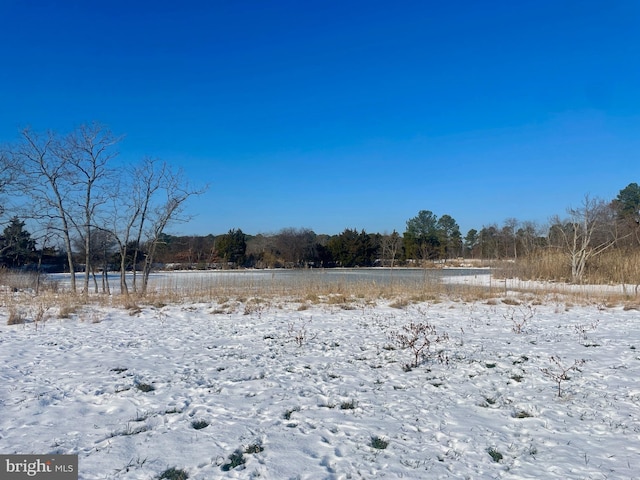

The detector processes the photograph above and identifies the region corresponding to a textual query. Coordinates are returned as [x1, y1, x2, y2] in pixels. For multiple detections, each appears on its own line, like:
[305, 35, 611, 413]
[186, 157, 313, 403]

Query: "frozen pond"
[48, 267, 491, 294]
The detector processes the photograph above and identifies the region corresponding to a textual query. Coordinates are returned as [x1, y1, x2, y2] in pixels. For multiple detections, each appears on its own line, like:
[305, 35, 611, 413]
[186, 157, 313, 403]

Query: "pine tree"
[0, 217, 37, 268]
[216, 229, 247, 266]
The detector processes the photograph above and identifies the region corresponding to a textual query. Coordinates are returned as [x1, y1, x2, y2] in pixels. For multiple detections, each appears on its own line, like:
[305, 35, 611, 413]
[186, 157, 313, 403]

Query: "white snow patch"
[1, 293, 639, 478]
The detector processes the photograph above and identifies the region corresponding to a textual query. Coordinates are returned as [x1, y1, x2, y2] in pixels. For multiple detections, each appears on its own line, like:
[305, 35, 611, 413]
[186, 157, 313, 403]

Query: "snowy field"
[1, 273, 639, 479]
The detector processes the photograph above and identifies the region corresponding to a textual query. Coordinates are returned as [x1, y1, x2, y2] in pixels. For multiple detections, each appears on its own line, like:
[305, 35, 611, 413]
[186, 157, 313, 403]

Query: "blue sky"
[1, 0, 639, 236]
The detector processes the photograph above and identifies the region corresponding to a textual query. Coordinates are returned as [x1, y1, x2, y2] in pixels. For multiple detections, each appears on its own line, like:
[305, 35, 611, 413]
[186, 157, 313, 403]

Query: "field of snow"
[1, 278, 639, 478]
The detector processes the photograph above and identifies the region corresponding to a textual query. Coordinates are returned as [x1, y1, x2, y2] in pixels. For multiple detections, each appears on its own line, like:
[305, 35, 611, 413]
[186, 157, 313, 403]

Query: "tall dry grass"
[502, 249, 640, 288]
[0, 269, 57, 293]
[2, 262, 637, 319]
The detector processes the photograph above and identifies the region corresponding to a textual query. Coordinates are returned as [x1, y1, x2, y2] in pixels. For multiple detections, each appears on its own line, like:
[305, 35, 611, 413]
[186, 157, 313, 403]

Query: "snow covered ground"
[1, 275, 639, 479]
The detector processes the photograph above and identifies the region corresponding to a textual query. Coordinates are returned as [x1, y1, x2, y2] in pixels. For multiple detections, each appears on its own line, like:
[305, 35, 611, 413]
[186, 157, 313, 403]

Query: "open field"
[1, 270, 639, 479]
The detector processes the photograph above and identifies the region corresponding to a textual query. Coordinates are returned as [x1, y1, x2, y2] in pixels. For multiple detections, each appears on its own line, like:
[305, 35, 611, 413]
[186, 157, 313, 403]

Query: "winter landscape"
[1, 270, 639, 479]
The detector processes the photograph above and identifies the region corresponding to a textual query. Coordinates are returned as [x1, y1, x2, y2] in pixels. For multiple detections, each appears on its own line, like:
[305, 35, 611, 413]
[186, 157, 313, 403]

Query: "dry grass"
[499, 249, 640, 288]
[7, 305, 26, 325]
[0, 269, 60, 293]
[1, 263, 637, 316]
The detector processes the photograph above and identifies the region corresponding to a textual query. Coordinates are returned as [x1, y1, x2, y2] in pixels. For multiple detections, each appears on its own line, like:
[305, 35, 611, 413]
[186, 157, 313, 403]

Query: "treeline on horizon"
[138, 180, 640, 275]
[4, 185, 639, 281]
[1, 123, 639, 290]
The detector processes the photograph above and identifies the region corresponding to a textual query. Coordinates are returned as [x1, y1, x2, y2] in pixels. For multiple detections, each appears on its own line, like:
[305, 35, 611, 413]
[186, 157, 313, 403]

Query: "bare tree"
[61, 123, 119, 299]
[5, 125, 202, 299]
[105, 157, 162, 296]
[516, 221, 544, 257]
[9, 128, 78, 291]
[381, 230, 401, 267]
[72, 229, 117, 294]
[275, 227, 316, 267]
[552, 195, 619, 283]
[132, 159, 169, 293]
[139, 165, 205, 295]
[503, 218, 519, 259]
[0, 151, 16, 216]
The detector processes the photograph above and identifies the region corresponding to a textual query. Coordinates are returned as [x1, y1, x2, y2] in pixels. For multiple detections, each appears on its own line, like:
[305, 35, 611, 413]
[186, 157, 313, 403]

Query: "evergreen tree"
[327, 229, 376, 267]
[464, 229, 479, 257]
[0, 217, 37, 268]
[404, 210, 440, 262]
[614, 183, 640, 221]
[436, 214, 462, 258]
[216, 229, 247, 266]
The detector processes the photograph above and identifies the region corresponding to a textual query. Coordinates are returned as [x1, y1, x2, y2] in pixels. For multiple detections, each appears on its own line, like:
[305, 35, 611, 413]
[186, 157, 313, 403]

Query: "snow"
[1, 274, 640, 479]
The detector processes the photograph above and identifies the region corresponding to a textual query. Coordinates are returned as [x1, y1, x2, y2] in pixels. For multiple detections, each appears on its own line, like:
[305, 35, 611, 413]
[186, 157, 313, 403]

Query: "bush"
[370, 436, 389, 449]
[7, 306, 25, 325]
[158, 467, 188, 480]
[191, 420, 209, 430]
[221, 449, 245, 471]
[391, 319, 449, 369]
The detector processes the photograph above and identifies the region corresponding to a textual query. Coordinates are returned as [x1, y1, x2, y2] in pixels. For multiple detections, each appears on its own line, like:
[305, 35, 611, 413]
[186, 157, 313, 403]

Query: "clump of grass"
[220, 442, 264, 471]
[370, 436, 389, 449]
[512, 355, 529, 365]
[513, 410, 533, 418]
[327, 294, 349, 305]
[501, 297, 521, 305]
[283, 406, 300, 420]
[479, 396, 497, 408]
[58, 302, 79, 319]
[109, 422, 149, 438]
[191, 420, 209, 430]
[340, 399, 357, 410]
[304, 292, 320, 303]
[244, 442, 264, 454]
[243, 298, 266, 315]
[136, 382, 155, 393]
[32, 303, 48, 325]
[389, 297, 410, 309]
[487, 447, 503, 463]
[158, 467, 188, 479]
[7, 306, 26, 325]
[221, 449, 246, 471]
[124, 302, 142, 315]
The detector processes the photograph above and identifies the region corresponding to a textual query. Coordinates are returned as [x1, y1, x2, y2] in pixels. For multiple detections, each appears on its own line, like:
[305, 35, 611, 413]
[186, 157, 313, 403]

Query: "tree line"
[1, 124, 639, 289]
[144, 184, 640, 286]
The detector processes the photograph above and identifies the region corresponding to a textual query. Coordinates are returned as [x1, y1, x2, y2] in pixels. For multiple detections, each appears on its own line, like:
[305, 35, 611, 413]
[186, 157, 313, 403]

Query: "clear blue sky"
[1, 0, 639, 236]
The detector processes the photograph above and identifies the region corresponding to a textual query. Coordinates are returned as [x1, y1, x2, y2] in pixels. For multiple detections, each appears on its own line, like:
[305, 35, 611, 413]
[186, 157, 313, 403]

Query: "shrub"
[158, 467, 188, 480]
[191, 420, 209, 430]
[288, 318, 316, 347]
[221, 449, 246, 471]
[283, 407, 300, 420]
[136, 383, 155, 393]
[340, 399, 357, 410]
[370, 436, 389, 449]
[503, 303, 536, 334]
[244, 443, 264, 454]
[541, 356, 586, 397]
[58, 302, 79, 319]
[391, 320, 449, 369]
[7, 306, 25, 325]
[487, 447, 503, 463]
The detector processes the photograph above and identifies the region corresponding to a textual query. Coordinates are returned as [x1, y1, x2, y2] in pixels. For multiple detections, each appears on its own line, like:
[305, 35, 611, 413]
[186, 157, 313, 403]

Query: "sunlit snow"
[1, 273, 639, 479]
